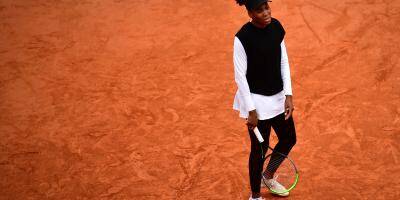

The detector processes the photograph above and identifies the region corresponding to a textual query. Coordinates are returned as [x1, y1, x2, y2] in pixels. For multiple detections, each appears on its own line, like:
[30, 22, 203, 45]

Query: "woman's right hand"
[246, 110, 258, 130]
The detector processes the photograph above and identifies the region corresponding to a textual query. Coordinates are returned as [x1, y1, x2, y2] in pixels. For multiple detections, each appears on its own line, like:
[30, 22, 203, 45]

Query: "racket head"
[261, 149, 299, 194]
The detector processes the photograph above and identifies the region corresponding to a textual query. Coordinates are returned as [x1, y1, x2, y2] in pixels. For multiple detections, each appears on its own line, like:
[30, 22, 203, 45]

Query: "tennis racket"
[253, 127, 299, 195]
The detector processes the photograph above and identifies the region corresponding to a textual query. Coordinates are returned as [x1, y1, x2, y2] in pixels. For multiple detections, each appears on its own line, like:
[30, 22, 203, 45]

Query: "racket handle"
[253, 127, 264, 143]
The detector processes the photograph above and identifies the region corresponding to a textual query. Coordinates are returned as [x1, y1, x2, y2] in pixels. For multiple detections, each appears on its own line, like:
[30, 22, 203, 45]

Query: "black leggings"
[248, 112, 297, 193]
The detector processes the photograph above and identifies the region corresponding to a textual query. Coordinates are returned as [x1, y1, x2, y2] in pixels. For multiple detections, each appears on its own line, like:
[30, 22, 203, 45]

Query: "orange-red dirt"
[1, 0, 399, 199]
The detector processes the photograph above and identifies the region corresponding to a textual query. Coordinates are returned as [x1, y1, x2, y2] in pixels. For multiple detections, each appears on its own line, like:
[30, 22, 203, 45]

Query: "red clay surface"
[1, 0, 400, 199]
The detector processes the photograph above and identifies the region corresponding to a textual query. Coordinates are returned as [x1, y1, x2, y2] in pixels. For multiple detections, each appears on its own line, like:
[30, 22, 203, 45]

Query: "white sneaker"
[262, 174, 289, 196]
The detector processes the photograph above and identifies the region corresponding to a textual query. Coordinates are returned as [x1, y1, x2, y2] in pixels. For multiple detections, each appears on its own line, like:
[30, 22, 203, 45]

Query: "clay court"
[1, 0, 399, 199]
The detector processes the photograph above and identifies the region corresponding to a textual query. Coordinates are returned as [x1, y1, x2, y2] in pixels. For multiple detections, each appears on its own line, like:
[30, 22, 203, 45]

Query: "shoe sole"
[270, 191, 289, 197]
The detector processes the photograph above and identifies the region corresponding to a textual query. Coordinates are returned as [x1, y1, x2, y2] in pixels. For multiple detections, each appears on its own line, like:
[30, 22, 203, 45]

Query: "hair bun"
[235, 0, 247, 6]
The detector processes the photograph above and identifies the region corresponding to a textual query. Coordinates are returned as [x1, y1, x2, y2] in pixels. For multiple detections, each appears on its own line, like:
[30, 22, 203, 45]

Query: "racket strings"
[263, 153, 296, 193]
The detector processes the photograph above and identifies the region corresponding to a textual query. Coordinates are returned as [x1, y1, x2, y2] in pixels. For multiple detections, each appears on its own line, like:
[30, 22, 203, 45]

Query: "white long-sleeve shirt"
[232, 36, 293, 120]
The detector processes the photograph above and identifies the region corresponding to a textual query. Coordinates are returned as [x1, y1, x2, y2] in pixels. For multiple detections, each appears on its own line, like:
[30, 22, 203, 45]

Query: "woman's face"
[248, 2, 272, 27]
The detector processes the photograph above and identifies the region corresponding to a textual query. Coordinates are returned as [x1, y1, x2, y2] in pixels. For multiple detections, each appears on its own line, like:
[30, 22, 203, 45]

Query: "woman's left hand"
[284, 95, 294, 120]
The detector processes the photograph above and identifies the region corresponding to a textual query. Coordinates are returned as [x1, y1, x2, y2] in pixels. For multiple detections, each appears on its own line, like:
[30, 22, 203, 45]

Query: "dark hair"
[236, 0, 270, 10]
[235, 0, 247, 6]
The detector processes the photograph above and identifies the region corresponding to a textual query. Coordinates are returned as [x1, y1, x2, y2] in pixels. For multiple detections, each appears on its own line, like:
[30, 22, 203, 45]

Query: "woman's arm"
[233, 36, 256, 112]
[280, 39, 294, 120]
[280, 39, 293, 96]
[233, 36, 258, 128]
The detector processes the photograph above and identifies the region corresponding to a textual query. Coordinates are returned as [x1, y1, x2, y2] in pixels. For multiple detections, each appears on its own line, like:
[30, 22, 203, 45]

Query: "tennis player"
[232, 0, 297, 199]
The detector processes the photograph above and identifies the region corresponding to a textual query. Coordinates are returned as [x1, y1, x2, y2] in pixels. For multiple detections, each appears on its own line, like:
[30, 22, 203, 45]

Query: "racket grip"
[253, 127, 264, 143]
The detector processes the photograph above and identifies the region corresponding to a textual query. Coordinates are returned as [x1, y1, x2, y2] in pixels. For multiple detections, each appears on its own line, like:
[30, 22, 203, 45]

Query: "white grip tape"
[253, 127, 264, 143]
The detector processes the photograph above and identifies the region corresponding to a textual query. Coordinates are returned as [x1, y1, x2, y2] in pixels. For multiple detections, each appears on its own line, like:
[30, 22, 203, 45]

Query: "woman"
[232, 0, 297, 199]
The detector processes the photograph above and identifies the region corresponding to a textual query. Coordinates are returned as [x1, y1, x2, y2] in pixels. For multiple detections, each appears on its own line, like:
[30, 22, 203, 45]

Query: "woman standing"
[232, 0, 297, 199]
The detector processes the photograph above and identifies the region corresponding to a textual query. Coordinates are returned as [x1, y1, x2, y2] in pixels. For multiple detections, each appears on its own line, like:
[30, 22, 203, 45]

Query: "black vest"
[235, 18, 286, 96]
